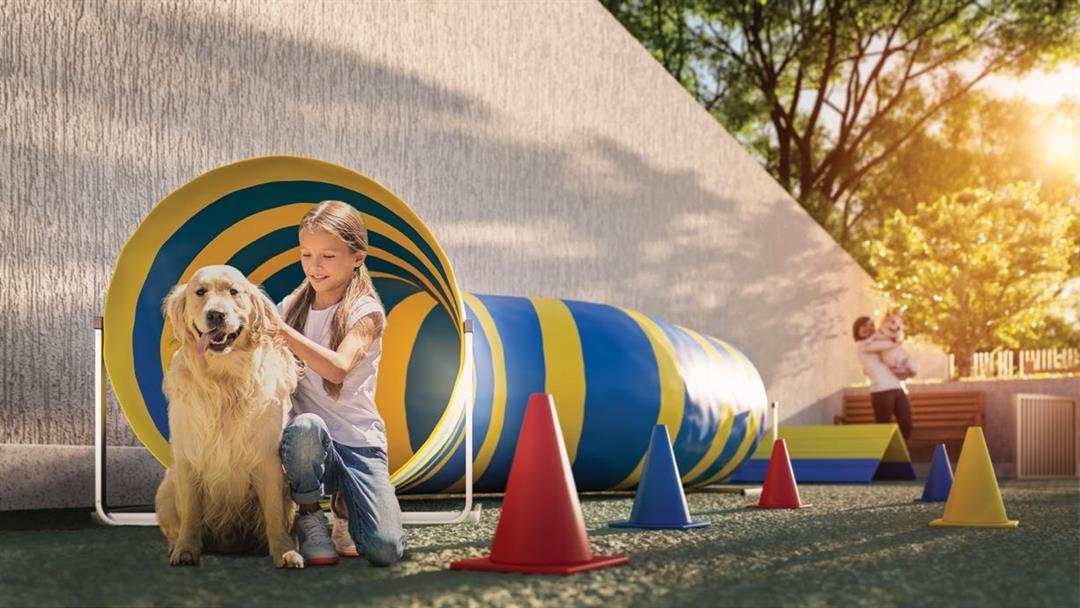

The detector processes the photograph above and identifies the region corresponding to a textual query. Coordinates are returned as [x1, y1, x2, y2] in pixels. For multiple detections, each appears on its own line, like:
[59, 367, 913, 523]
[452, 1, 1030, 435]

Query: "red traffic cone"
[746, 439, 812, 509]
[450, 393, 629, 575]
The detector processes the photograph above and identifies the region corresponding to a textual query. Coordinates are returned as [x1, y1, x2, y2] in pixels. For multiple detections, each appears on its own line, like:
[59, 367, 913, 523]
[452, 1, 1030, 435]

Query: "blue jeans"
[280, 413, 405, 566]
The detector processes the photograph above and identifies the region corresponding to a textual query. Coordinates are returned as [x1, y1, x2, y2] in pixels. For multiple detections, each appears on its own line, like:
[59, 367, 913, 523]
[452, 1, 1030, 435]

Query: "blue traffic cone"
[916, 444, 954, 502]
[610, 425, 710, 530]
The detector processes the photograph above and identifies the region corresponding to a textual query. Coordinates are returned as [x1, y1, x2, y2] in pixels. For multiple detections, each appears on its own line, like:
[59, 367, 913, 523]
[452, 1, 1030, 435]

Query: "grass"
[0, 481, 1076, 607]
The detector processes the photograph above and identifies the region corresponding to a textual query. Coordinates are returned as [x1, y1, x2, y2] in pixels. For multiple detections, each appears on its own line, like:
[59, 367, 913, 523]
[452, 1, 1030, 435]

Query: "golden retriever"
[155, 265, 303, 568]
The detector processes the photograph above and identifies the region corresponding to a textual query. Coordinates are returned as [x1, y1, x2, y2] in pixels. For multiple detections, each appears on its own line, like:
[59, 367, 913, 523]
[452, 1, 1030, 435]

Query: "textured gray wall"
[1, 0, 882, 457]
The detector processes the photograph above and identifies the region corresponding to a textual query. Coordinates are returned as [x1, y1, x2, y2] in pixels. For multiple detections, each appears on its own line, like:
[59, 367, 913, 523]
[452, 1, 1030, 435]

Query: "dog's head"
[879, 313, 904, 340]
[163, 265, 280, 357]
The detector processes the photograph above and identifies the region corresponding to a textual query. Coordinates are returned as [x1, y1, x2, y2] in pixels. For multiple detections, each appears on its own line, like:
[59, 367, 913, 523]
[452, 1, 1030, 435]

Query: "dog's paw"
[276, 550, 304, 569]
[169, 544, 201, 566]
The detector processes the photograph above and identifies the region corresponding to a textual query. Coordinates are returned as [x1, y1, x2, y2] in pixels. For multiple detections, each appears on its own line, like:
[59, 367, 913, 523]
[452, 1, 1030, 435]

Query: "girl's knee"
[362, 533, 404, 566]
[280, 414, 330, 468]
[286, 413, 328, 436]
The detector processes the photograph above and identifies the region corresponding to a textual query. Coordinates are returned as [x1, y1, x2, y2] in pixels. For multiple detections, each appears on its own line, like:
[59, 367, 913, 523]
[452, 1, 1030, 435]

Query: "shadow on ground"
[0, 482, 1077, 607]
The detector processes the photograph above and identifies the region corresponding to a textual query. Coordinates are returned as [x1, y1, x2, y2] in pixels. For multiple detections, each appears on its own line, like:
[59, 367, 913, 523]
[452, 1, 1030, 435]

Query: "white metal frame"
[92, 317, 480, 527]
[398, 321, 482, 524]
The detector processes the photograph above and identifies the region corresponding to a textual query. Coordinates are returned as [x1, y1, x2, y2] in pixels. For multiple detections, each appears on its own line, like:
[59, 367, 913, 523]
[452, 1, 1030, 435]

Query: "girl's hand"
[275, 321, 292, 341]
[278, 312, 382, 384]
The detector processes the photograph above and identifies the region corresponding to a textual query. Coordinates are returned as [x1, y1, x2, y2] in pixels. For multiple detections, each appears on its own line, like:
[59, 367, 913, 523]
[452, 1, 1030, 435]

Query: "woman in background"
[852, 316, 913, 440]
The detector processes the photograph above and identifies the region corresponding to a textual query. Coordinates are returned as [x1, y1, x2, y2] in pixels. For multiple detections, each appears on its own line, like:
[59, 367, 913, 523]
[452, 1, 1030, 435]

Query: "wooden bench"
[836, 391, 985, 459]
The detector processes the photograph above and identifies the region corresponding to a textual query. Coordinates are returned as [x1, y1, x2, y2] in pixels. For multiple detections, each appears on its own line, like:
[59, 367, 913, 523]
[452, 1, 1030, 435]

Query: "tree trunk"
[953, 348, 974, 379]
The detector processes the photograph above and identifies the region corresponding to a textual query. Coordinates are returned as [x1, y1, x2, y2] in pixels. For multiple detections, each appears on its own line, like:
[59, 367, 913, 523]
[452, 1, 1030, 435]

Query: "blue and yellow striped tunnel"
[104, 156, 768, 492]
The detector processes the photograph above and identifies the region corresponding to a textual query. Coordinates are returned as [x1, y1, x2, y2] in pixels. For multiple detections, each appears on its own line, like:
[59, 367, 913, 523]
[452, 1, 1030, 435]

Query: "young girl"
[275, 200, 404, 567]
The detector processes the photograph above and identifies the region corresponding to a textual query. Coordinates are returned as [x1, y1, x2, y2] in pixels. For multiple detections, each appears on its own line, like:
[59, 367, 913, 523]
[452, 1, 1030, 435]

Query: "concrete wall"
[1, 0, 886, 508]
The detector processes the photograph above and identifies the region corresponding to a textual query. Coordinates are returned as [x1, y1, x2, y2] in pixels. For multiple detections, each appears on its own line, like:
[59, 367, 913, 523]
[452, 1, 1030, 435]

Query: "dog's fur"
[876, 313, 917, 380]
[155, 265, 303, 568]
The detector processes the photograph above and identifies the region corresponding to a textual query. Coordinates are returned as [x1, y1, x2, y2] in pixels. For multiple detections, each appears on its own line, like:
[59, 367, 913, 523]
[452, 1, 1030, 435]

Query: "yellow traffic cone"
[930, 427, 1018, 528]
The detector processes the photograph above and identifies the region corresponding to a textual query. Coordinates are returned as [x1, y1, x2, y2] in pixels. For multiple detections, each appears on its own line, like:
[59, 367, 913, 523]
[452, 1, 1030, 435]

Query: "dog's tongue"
[198, 330, 227, 355]
[198, 331, 213, 355]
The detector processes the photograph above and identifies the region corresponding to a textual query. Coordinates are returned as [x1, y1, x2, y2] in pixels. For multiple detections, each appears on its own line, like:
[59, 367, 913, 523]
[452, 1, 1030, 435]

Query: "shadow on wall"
[3, 0, 502, 447]
[4, 0, 853, 448]
[782, 388, 847, 428]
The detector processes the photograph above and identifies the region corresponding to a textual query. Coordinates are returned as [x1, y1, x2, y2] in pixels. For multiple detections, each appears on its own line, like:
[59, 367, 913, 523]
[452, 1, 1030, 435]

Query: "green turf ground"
[0, 481, 1076, 607]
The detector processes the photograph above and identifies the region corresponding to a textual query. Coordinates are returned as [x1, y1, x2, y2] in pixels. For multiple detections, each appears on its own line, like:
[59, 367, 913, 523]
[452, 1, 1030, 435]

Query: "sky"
[979, 63, 1080, 106]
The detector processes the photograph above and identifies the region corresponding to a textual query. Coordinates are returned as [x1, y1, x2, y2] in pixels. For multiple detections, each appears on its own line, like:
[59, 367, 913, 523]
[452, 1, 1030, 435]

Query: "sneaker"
[332, 515, 361, 558]
[294, 511, 338, 566]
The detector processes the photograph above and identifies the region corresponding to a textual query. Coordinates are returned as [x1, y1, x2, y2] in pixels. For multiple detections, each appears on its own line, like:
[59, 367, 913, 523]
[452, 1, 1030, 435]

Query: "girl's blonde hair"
[283, 200, 382, 399]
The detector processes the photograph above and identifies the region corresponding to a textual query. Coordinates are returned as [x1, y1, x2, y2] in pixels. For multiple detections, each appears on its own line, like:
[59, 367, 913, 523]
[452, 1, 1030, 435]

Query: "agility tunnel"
[104, 156, 768, 493]
[730, 424, 916, 483]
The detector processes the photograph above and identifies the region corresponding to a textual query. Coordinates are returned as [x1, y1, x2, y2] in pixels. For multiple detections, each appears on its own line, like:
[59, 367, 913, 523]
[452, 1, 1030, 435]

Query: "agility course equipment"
[731, 424, 915, 483]
[450, 394, 628, 575]
[101, 156, 768, 508]
[610, 425, 710, 530]
[746, 439, 811, 509]
[916, 444, 954, 503]
[930, 427, 1018, 528]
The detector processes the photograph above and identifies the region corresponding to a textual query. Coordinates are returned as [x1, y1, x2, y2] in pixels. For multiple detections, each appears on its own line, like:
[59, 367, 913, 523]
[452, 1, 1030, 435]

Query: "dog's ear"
[164, 283, 194, 345]
[247, 285, 281, 344]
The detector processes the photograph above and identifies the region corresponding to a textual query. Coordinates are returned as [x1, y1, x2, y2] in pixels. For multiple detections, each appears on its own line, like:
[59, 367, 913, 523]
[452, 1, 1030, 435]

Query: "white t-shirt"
[277, 293, 387, 449]
[855, 338, 904, 393]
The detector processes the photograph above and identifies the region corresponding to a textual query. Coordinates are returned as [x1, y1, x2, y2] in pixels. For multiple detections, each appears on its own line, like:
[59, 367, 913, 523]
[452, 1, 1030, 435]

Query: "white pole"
[401, 320, 481, 525]
[771, 401, 779, 442]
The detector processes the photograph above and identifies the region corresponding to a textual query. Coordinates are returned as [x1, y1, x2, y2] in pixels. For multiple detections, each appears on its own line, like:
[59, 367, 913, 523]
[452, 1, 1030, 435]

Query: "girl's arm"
[279, 313, 382, 384]
[857, 337, 898, 354]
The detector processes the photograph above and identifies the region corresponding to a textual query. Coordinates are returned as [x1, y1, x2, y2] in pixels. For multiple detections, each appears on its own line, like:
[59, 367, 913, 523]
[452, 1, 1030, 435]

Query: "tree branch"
[800, 0, 839, 160]
[831, 59, 1002, 200]
[848, 0, 915, 124]
[812, 0, 975, 188]
[834, 36, 924, 179]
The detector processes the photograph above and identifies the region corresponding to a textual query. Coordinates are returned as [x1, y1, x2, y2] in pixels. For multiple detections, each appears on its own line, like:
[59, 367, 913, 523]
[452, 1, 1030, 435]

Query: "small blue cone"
[610, 425, 710, 530]
[916, 444, 954, 502]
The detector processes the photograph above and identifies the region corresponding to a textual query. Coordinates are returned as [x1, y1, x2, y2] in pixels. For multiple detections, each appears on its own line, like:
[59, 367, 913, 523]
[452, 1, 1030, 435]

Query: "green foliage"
[855, 95, 1080, 270]
[602, 0, 1080, 254]
[868, 183, 1079, 374]
[1017, 315, 1080, 348]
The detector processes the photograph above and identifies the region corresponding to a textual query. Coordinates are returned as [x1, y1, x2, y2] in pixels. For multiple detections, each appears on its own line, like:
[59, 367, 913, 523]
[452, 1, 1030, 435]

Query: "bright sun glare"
[1044, 126, 1077, 164]
[980, 63, 1080, 173]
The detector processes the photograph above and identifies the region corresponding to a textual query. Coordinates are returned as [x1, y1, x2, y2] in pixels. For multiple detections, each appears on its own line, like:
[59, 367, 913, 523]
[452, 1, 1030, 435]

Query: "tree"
[602, 0, 1080, 251]
[851, 94, 1080, 268]
[868, 183, 1078, 376]
[1018, 314, 1080, 348]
